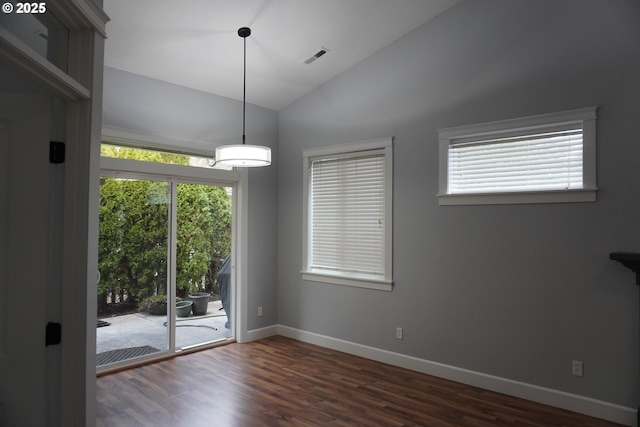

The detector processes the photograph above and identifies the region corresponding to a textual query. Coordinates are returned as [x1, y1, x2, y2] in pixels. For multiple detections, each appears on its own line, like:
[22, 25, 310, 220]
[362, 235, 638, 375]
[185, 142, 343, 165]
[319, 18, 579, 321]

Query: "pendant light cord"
[242, 32, 247, 145]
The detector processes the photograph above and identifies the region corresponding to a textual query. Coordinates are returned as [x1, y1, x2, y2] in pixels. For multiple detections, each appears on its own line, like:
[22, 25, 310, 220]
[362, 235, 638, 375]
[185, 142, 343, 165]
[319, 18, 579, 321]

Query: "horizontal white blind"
[448, 129, 583, 194]
[310, 153, 385, 278]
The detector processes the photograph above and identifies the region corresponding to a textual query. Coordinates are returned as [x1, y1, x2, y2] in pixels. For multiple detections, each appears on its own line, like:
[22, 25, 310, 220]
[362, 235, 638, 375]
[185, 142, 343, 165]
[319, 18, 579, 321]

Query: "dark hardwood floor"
[96, 336, 626, 427]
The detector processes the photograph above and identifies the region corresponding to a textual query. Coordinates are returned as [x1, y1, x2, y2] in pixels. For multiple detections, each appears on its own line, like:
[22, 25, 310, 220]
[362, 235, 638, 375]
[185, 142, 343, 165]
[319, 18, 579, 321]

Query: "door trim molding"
[0, 27, 90, 101]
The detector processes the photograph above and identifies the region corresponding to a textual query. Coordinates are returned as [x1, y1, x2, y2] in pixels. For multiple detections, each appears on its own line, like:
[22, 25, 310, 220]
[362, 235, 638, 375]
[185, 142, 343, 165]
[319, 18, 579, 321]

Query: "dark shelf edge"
[609, 252, 640, 424]
[609, 252, 640, 286]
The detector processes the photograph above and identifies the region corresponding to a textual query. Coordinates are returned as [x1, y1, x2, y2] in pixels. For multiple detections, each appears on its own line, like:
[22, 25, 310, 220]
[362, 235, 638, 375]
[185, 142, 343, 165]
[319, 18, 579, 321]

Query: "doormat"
[97, 320, 110, 328]
[96, 345, 160, 366]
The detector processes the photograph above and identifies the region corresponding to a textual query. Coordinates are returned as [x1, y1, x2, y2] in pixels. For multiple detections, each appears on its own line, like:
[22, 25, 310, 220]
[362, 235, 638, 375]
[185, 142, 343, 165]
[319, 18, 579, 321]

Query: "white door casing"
[0, 1, 108, 425]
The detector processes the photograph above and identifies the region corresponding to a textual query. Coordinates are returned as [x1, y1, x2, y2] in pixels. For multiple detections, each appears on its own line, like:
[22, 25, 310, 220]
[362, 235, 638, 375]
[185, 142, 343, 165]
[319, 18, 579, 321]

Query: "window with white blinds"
[449, 128, 583, 194]
[311, 153, 385, 277]
[438, 107, 597, 205]
[302, 138, 393, 291]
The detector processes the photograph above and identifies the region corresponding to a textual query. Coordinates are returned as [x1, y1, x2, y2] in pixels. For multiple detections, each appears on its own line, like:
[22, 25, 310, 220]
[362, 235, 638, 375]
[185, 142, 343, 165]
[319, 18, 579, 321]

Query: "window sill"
[301, 271, 393, 291]
[438, 188, 597, 206]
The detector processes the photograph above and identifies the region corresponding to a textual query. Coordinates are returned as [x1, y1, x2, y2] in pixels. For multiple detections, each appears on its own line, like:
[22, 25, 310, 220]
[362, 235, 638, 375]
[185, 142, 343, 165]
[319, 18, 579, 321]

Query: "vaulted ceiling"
[103, 0, 459, 110]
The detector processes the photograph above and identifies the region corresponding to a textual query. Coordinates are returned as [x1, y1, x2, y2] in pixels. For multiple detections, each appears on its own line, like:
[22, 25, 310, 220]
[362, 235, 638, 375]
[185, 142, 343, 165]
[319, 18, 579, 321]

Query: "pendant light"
[215, 27, 271, 167]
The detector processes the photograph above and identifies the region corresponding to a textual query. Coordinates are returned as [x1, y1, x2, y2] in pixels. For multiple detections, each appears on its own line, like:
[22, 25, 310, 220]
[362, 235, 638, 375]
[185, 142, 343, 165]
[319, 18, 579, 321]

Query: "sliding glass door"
[96, 173, 234, 368]
[175, 183, 233, 350]
[96, 178, 170, 366]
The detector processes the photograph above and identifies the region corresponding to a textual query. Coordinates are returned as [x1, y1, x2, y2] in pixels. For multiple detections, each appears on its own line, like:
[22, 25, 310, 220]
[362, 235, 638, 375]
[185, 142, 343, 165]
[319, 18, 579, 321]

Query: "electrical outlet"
[572, 360, 583, 377]
[257, 306, 263, 317]
[396, 327, 403, 340]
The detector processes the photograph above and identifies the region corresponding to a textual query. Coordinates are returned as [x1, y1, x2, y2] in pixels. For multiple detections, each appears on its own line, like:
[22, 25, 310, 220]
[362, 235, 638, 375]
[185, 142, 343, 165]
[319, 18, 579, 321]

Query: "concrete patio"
[97, 299, 232, 365]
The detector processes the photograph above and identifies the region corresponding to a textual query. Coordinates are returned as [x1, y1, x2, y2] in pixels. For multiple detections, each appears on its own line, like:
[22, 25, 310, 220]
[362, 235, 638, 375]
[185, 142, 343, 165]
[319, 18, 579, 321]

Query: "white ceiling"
[103, 0, 459, 111]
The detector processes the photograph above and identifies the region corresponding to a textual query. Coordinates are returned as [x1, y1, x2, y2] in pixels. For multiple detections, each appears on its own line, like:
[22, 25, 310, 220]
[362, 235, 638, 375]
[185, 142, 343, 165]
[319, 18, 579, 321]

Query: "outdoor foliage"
[176, 182, 231, 297]
[98, 146, 231, 311]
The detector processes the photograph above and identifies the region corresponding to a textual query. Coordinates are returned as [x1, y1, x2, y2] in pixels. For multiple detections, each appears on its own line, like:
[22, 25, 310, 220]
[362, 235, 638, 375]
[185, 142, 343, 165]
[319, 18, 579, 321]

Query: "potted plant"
[188, 292, 210, 315]
[176, 300, 193, 317]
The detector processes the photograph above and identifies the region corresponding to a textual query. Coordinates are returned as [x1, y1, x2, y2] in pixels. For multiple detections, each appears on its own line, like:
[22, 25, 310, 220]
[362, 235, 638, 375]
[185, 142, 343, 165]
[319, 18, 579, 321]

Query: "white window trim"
[302, 137, 393, 291]
[438, 107, 598, 205]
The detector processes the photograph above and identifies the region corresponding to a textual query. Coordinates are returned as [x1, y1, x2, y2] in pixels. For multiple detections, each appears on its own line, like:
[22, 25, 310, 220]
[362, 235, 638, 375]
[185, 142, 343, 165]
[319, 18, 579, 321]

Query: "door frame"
[100, 128, 252, 346]
[0, 1, 108, 425]
[100, 149, 250, 342]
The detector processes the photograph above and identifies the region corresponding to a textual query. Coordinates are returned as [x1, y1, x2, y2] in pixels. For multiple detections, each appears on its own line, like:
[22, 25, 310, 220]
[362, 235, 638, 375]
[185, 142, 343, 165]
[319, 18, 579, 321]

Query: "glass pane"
[0, 10, 69, 71]
[102, 144, 232, 170]
[96, 178, 170, 366]
[175, 183, 233, 349]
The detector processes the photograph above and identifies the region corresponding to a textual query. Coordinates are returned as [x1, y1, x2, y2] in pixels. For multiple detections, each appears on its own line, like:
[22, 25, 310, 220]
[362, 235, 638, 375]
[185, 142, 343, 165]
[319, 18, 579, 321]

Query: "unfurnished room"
[0, 0, 639, 426]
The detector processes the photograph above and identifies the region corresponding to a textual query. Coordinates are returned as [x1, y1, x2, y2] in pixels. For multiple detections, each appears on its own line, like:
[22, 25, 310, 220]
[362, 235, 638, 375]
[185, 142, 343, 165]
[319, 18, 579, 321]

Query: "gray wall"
[102, 67, 279, 331]
[277, 0, 640, 408]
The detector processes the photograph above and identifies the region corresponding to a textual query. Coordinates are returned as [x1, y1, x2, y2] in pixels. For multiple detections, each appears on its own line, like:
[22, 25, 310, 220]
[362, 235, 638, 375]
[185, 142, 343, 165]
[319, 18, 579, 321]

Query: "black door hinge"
[49, 141, 65, 164]
[45, 322, 61, 346]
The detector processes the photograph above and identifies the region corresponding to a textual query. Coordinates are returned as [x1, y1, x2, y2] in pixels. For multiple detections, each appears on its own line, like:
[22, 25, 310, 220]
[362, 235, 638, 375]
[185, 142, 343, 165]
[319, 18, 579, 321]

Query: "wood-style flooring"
[96, 336, 626, 427]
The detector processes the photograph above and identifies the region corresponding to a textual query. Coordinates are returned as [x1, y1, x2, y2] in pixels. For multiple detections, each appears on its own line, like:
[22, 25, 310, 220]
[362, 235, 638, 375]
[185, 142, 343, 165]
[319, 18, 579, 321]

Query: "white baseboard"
[244, 324, 279, 343]
[244, 325, 634, 427]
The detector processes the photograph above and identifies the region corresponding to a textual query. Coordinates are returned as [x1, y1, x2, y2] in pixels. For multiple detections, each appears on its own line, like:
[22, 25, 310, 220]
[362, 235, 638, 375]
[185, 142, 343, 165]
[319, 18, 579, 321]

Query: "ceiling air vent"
[304, 48, 329, 64]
